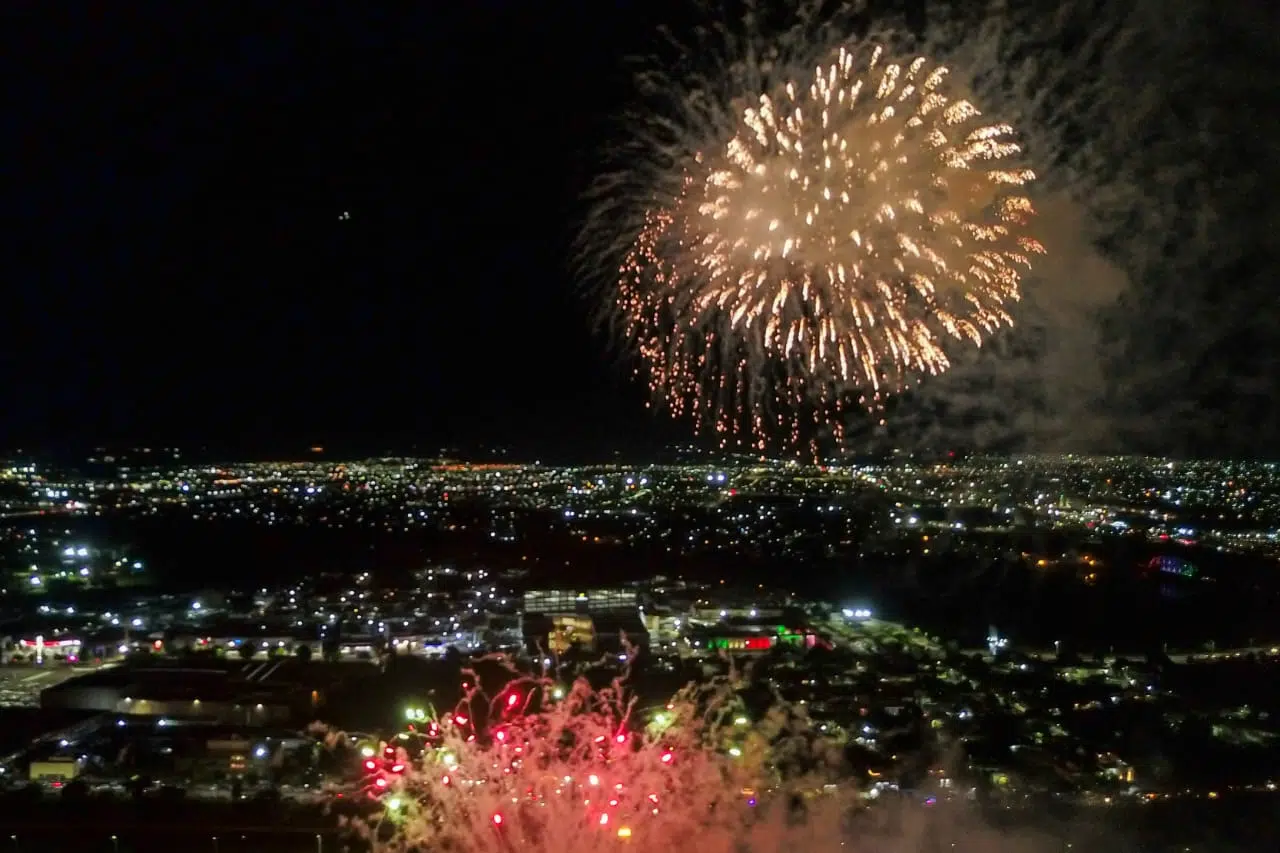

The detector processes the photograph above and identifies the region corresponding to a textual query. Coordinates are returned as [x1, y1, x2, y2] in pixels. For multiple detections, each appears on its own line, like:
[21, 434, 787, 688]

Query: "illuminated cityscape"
[7, 0, 1280, 850]
[0, 448, 1278, 849]
[8, 450, 1280, 560]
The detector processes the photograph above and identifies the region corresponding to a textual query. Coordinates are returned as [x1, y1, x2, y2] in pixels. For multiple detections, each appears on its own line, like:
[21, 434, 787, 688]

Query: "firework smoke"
[338, 661, 1098, 853]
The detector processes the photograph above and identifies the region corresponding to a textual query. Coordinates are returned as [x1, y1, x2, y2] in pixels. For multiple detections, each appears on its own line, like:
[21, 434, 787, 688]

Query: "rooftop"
[40, 658, 371, 703]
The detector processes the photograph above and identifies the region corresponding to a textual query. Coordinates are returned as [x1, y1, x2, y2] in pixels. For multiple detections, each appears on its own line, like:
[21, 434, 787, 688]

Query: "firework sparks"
[615, 43, 1043, 452]
[342, 666, 853, 852]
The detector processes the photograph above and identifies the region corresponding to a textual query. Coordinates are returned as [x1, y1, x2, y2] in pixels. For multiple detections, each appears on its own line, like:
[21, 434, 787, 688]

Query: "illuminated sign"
[707, 636, 773, 651]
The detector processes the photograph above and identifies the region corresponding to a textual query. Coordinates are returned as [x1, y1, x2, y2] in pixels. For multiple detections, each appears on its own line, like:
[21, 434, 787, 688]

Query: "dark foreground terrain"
[1, 794, 1277, 853]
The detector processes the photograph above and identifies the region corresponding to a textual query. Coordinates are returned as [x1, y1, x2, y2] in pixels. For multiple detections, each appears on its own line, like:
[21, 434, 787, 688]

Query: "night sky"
[6, 1, 1280, 459]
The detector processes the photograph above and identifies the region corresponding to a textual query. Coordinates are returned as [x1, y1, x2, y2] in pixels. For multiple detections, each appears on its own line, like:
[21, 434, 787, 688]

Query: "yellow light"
[617, 827, 632, 839]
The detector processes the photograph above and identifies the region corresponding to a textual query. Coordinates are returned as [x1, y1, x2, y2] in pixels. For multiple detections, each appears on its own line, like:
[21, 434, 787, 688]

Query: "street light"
[110, 836, 119, 853]
[316, 833, 323, 853]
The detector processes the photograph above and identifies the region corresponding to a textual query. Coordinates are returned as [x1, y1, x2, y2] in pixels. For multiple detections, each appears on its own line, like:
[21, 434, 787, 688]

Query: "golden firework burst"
[619, 44, 1043, 452]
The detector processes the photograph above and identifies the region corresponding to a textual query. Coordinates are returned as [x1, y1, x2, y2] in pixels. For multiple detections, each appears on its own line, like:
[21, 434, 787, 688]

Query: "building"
[521, 612, 649, 656]
[522, 587, 648, 655]
[523, 588, 638, 615]
[29, 757, 78, 783]
[690, 625, 821, 656]
[590, 611, 649, 654]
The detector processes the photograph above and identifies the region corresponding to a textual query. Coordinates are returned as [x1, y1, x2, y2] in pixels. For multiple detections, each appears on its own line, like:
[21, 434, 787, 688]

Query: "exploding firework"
[612, 40, 1042, 453]
[341, 664, 855, 852]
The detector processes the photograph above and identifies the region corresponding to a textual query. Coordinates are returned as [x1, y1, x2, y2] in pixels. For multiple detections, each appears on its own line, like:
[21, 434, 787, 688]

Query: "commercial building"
[521, 587, 649, 654]
[692, 625, 822, 655]
[523, 588, 639, 614]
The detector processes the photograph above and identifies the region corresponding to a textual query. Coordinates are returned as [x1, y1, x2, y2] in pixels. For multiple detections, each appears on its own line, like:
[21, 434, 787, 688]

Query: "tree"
[295, 644, 312, 663]
[237, 644, 255, 660]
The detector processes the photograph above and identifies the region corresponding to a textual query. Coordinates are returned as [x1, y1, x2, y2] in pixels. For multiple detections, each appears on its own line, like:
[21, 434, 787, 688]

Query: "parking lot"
[0, 665, 93, 708]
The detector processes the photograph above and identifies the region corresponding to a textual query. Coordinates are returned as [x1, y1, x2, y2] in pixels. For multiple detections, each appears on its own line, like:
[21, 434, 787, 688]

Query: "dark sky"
[5, 1, 1279, 460]
[4, 1, 679, 459]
